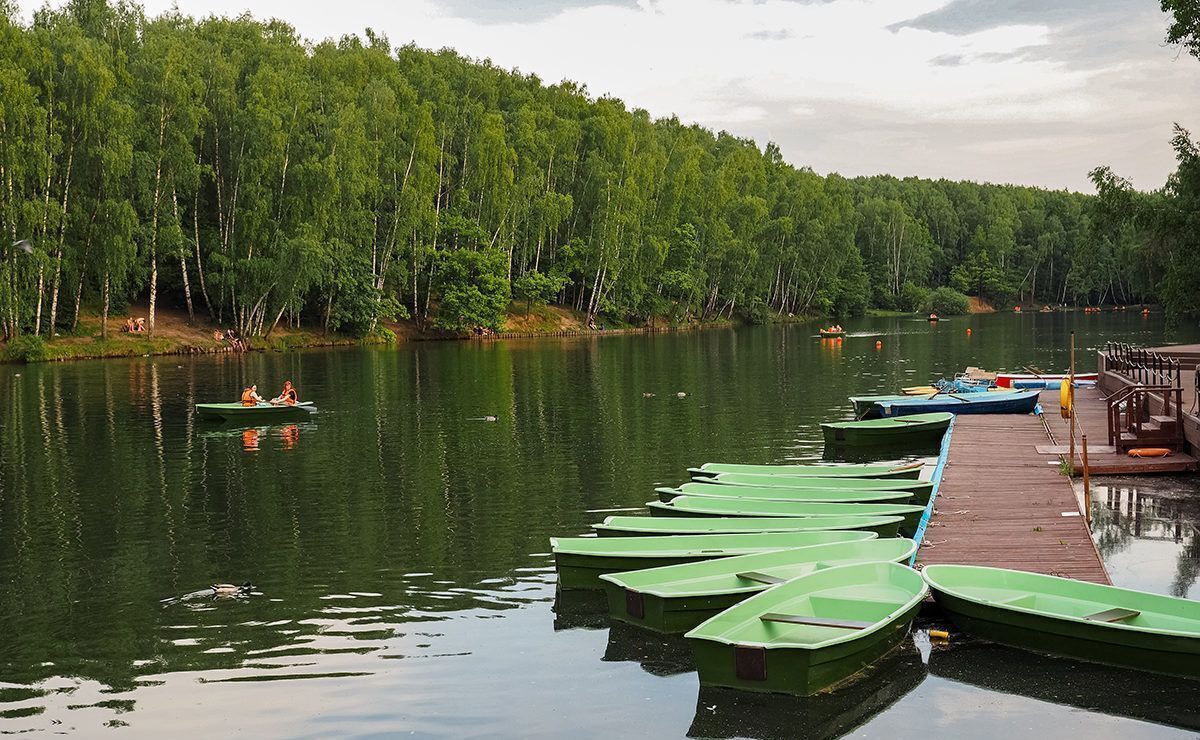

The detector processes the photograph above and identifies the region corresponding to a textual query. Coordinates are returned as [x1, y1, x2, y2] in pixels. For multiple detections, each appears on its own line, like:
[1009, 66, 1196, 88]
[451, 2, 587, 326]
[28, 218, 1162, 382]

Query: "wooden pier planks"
[918, 413, 1111, 585]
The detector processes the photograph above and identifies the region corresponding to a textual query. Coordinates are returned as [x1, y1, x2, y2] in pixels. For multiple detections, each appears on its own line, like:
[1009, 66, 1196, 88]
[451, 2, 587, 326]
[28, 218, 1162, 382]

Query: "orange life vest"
[281, 387, 297, 405]
[241, 388, 256, 407]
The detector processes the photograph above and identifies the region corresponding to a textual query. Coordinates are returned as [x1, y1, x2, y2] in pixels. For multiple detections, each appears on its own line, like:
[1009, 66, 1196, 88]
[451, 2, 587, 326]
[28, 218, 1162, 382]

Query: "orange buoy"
[966, 328, 972, 336]
[1128, 448, 1172, 458]
[875, 340, 882, 349]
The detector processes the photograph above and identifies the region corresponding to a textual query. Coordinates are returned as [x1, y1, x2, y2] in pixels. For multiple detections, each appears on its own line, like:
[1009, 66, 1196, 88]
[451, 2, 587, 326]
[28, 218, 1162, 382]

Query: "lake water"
[1, 312, 1199, 737]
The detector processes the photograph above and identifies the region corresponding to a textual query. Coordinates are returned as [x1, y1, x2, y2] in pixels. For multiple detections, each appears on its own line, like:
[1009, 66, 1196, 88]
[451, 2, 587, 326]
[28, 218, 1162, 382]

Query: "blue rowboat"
[872, 389, 1039, 418]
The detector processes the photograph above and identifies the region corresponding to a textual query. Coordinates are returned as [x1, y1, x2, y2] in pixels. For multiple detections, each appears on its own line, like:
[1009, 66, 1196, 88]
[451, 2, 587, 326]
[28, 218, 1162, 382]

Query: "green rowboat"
[821, 413, 951, 446]
[655, 485, 912, 505]
[685, 562, 928, 695]
[690, 463, 922, 479]
[551, 531, 874, 590]
[649, 496, 926, 536]
[695, 473, 930, 498]
[923, 564, 1200, 679]
[601, 539, 919, 633]
[594, 515, 905, 538]
[196, 401, 315, 420]
[679, 477, 929, 492]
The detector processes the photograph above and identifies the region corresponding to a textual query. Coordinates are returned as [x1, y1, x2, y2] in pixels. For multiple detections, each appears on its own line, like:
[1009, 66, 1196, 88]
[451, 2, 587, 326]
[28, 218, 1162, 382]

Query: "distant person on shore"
[241, 384, 265, 407]
[123, 317, 136, 333]
[271, 380, 298, 406]
[134, 317, 146, 332]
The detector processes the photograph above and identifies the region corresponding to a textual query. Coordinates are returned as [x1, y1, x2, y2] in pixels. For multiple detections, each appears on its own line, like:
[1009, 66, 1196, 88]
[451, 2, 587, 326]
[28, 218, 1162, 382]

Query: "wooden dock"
[1039, 387, 1199, 474]
[918, 412, 1110, 584]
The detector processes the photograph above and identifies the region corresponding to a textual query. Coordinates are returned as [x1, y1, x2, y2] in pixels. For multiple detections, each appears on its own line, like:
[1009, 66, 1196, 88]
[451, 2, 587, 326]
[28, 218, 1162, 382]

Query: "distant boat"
[685, 562, 928, 695]
[818, 328, 845, 338]
[927, 314, 939, 321]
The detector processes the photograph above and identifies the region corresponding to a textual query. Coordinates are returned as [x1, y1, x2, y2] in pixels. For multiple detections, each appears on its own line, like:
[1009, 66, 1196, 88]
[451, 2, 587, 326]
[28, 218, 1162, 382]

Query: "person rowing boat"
[271, 380, 298, 406]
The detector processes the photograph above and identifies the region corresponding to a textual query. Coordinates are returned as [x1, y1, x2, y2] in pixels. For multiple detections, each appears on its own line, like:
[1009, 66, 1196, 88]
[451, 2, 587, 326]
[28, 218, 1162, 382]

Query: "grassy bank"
[1, 303, 736, 363]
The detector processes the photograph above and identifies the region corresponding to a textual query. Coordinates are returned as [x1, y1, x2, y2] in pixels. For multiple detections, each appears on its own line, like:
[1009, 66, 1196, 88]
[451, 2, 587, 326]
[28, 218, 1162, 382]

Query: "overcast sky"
[18, 0, 1200, 191]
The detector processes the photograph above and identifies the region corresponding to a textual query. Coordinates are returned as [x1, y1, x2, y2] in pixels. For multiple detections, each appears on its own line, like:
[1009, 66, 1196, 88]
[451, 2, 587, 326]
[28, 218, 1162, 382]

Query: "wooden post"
[1081, 432, 1091, 525]
[1069, 331, 1076, 469]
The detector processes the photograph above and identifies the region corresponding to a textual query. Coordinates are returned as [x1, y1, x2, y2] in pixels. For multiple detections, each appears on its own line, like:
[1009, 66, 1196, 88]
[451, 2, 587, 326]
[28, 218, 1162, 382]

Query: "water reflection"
[927, 637, 1200, 732]
[1090, 477, 1200, 596]
[0, 314, 1198, 735]
[552, 589, 609, 631]
[687, 639, 926, 740]
[603, 622, 695, 677]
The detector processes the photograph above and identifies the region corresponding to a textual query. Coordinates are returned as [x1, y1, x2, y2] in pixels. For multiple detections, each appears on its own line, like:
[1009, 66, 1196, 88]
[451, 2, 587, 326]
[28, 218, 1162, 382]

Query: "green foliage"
[1162, 0, 1200, 59]
[0, 0, 1193, 346]
[1092, 125, 1200, 318]
[2, 334, 49, 362]
[900, 282, 931, 313]
[512, 270, 566, 312]
[434, 249, 511, 332]
[925, 287, 971, 316]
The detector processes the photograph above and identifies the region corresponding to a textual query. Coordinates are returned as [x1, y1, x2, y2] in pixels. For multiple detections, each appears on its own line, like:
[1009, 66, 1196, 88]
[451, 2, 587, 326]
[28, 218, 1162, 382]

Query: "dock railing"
[1104, 342, 1181, 387]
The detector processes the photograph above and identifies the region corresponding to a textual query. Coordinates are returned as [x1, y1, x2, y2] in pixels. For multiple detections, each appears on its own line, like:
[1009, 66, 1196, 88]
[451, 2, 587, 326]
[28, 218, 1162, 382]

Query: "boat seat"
[737, 571, 786, 585]
[1083, 607, 1140, 623]
[759, 613, 872, 629]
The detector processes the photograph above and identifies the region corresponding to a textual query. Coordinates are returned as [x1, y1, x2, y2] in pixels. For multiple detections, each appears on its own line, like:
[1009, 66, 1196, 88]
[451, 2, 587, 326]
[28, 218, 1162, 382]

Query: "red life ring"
[1127, 448, 1172, 458]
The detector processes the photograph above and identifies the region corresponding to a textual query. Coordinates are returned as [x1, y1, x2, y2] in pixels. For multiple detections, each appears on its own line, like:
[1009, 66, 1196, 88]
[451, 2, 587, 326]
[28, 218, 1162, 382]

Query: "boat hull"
[650, 498, 924, 537]
[601, 540, 919, 634]
[691, 463, 922, 479]
[820, 413, 951, 447]
[196, 402, 314, 420]
[655, 486, 914, 506]
[685, 563, 927, 695]
[684, 476, 931, 492]
[594, 516, 901, 538]
[688, 602, 920, 695]
[925, 564, 1200, 679]
[874, 390, 1039, 417]
[931, 589, 1200, 679]
[553, 531, 874, 590]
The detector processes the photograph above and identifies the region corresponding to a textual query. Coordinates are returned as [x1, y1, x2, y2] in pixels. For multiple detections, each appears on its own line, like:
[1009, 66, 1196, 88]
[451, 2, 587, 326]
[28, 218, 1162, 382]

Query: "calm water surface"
[1, 312, 1199, 737]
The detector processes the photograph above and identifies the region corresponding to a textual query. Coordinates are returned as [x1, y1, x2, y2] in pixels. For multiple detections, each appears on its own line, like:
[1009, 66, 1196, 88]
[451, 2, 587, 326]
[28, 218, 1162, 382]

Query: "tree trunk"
[101, 271, 110, 340]
[173, 187, 194, 323]
[191, 180, 213, 319]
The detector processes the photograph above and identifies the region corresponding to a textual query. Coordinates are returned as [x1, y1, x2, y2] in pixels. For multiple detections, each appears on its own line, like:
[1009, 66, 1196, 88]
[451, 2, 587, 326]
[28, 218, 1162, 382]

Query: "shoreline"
[0, 314, 739, 365]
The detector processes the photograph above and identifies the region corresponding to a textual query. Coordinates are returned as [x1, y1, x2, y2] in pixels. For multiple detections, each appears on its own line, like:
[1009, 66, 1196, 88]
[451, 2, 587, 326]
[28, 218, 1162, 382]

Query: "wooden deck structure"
[918, 411, 1110, 584]
[1039, 386, 1199, 474]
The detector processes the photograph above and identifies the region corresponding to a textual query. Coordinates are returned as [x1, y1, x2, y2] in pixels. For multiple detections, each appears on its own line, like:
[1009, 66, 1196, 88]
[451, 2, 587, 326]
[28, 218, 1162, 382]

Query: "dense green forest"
[1086, 0, 1200, 321]
[0, 0, 1193, 343]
